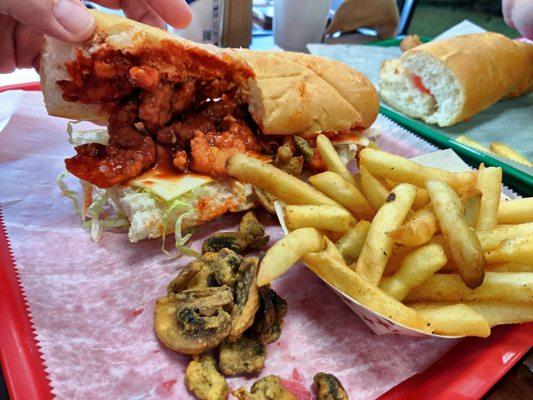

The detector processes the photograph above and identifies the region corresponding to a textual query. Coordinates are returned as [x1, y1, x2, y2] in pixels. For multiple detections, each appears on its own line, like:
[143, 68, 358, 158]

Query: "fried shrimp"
[65, 101, 156, 187]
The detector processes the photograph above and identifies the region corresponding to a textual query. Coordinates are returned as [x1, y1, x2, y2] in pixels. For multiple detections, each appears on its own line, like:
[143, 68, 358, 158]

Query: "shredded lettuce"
[56, 172, 81, 217]
[85, 189, 130, 242]
[58, 169, 201, 255]
[67, 120, 109, 146]
[86, 190, 110, 242]
[161, 197, 200, 258]
[57, 171, 129, 241]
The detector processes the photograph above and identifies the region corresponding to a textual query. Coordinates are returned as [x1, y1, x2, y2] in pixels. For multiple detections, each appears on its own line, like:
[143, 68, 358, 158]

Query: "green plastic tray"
[369, 38, 532, 196]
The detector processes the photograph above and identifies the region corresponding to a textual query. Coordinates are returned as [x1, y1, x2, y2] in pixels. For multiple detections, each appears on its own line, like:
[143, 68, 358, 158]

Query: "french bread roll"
[379, 32, 533, 127]
[40, 10, 376, 243]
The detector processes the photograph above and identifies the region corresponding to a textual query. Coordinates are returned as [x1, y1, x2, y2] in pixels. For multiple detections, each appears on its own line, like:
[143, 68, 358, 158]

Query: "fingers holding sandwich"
[96, 0, 192, 30]
[0, 0, 192, 73]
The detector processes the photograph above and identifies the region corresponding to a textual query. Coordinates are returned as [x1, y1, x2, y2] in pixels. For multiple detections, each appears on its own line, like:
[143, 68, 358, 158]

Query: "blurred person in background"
[0, 0, 191, 73]
[503, 0, 533, 39]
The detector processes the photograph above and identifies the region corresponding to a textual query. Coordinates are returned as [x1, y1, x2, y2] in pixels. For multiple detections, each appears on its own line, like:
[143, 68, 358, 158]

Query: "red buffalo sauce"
[411, 74, 431, 95]
[58, 40, 253, 106]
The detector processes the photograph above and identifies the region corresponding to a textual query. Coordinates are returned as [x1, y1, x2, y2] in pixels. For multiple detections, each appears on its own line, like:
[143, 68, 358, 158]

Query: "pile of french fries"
[227, 135, 533, 337]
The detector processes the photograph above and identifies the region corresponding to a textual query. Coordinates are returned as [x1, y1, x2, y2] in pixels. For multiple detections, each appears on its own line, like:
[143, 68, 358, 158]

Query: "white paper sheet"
[0, 91, 462, 400]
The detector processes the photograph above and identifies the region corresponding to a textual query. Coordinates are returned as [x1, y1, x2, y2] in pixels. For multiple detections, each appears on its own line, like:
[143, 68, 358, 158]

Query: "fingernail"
[53, 0, 95, 39]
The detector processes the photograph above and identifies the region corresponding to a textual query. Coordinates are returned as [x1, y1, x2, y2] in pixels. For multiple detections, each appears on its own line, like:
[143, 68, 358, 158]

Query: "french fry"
[368, 140, 380, 150]
[426, 180, 486, 288]
[456, 135, 492, 155]
[427, 235, 457, 271]
[320, 237, 345, 264]
[410, 301, 533, 327]
[360, 148, 476, 190]
[320, 230, 345, 243]
[497, 198, 533, 224]
[352, 172, 362, 192]
[285, 205, 356, 232]
[359, 165, 389, 210]
[386, 179, 430, 210]
[404, 272, 533, 304]
[486, 263, 533, 273]
[412, 188, 431, 210]
[383, 245, 415, 276]
[477, 222, 533, 251]
[411, 304, 490, 337]
[303, 252, 429, 332]
[384, 238, 457, 277]
[475, 167, 502, 231]
[309, 171, 374, 220]
[485, 235, 533, 265]
[257, 227, 323, 286]
[414, 230, 533, 271]
[490, 142, 532, 167]
[227, 153, 340, 207]
[335, 220, 371, 265]
[465, 302, 533, 326]
[459, 187, 482, 227]
[379, 244, 447, 301]
[355, 183, 417, 285]
[388, 207, 438, 247]
[316, 134, 357, 186]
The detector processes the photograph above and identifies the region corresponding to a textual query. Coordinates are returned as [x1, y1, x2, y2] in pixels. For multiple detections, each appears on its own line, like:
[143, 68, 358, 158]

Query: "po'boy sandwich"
[41, 11, 378, 248]
[379, 32, 533, 127]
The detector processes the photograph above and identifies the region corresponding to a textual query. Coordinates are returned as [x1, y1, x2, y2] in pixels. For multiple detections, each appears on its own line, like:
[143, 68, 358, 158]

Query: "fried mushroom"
[154, 286, 233, 354]
[252, 286, 288, 345]
[202, 232, 250, 254]
[214, 248, 243, 287]
[313, 373, 349, 400]
[167, 259, 204, 294]
[250, 376, 296, 400]
[228, 257, 260, 342]
[167, 253, 218, 293]
[185, 353, 229, 400]
[167, 250, 243, 294]
[218, 333, 266, 376]
[238, 211, 270, 250]
[202, 211, 269, 254]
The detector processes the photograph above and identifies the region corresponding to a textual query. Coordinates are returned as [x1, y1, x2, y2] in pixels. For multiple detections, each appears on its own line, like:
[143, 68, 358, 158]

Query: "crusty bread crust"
[403, 32, 532, 125]
[41, 10, 378, 136]
[235, 50, 378, 135]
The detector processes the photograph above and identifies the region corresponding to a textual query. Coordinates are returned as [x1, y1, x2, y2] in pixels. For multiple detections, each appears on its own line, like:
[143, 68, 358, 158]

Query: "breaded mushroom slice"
[185, 354, 228, 400]
[313, 372, 349, 400]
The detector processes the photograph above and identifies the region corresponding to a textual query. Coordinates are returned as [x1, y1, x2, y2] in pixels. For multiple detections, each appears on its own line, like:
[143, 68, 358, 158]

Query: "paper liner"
[0, 91, 484, 399]
[274, 148, 515, 339]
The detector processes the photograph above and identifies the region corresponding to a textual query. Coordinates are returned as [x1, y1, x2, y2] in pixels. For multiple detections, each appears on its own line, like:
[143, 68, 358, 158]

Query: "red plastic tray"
[0, 83, 532, 400]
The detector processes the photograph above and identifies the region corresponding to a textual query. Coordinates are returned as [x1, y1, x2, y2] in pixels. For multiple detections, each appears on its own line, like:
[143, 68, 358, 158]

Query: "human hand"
[0, 0, 192, 73]
[502, 0, 533, 39]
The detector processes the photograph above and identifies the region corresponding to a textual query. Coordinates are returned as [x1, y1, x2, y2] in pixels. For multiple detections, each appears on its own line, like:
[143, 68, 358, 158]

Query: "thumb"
[0, 0, 95, 42]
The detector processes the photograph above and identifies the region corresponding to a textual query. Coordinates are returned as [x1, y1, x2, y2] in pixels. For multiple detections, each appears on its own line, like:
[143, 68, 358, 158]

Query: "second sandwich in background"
[379, 32, 533, 127]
